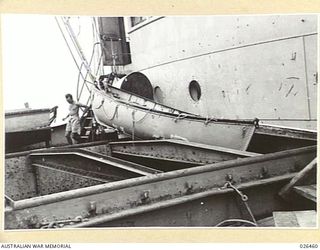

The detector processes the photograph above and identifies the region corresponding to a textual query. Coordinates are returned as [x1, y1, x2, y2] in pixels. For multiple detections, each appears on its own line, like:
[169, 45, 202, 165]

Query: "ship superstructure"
[98, 15, 318, 129]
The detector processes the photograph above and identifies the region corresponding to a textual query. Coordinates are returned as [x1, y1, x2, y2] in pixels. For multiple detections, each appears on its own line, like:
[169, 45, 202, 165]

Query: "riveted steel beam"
[5, 145, 316, 229]
[109, 139, 260, 171]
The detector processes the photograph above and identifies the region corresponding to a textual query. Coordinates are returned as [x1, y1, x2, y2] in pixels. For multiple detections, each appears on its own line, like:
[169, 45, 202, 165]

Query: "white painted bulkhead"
[120, 15, 317, 129]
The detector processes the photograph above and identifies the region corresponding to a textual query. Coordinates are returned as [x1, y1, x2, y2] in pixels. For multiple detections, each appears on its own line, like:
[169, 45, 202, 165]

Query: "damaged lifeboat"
[91, 72, 259, 151]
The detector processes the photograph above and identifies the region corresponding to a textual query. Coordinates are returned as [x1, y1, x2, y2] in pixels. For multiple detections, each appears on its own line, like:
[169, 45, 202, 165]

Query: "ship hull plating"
[103, 15, 318, 129]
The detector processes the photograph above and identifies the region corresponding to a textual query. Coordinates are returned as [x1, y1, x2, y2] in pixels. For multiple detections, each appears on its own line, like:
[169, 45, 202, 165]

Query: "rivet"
[140, 190, 150, 203]
[260, 167, 269, 178]
[88, 201, 97, 215]
[225, 174, 233, 182]
[185, 182, 193, 194]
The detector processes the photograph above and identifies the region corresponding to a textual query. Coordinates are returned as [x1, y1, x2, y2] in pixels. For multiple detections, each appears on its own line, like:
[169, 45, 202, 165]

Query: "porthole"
[189, 80, 201, 101]
[120, 72, 154, 100]
[154, 86, 164, 103]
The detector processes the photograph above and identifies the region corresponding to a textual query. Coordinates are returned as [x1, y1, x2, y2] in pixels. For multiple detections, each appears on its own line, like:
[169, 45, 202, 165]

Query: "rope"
[204, 116, 218, 125]
[223, 181, 257, 225]
[174, 113, 188, 122]
[131, 103, 156, 124]
[56, 15, 94, 113]
[92, 17, 104, 76]
[130, 105, 155, 140]
[62, 17, 96, 82]
[95, 99, 104, 109]
[85, 95, 92, 108]
[243, 199, 257, 224]
[215, 219, 257, 227]
[56, 16, 105, 115]
[95, 52, 104, 76]
[101, 103, 119, 121]
[55, 17, 93, 85]
[57, 16, 103, 104]
[76, 42, 101, 101]
[256, 118, 317, 121]
[76, 63, 91, 101]
[132, 110, 136, 140]
[76, 63, 84, 100]
[206, 118, 316, 122]
[108, 93, 155, 124]
[75, 16, 81, 37]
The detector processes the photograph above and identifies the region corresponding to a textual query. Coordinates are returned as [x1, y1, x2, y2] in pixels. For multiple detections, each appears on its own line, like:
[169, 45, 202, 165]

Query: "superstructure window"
[131, 17, 147, 27]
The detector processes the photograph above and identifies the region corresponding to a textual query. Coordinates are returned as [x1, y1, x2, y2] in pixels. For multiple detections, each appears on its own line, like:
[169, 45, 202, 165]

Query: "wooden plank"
[257, 216, 275, 227]
[273, 210, 316, 227]
[293, 185, 316, 202]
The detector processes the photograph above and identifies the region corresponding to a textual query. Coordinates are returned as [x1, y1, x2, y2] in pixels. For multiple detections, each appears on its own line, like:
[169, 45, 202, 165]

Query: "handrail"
[48, 106, 58, 126]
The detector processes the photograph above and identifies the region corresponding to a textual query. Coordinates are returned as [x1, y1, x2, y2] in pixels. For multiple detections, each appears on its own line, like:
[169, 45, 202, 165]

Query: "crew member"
[62, 93, 88, 145]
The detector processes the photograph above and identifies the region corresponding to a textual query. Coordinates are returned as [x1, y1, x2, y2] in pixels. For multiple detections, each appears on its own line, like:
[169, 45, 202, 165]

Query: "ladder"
[80, 109, 119, 143]
[80, 109, 96, 142]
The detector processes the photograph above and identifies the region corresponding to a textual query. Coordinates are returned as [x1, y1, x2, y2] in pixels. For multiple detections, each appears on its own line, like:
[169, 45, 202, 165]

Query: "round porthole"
[189, 80, 201, 101]
[154, 86, 164, 103]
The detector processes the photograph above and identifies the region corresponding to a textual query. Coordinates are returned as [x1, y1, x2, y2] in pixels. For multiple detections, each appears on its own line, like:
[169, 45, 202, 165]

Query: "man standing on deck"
[62, 94, 89, 145]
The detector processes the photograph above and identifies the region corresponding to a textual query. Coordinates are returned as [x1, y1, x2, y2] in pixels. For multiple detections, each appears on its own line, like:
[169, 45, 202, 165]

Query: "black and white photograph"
[2, 14, 317, 230]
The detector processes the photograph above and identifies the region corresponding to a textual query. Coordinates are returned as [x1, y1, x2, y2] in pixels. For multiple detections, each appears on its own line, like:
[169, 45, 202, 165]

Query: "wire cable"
[215, 219, 258, 227]
[55, 17, 93, 85]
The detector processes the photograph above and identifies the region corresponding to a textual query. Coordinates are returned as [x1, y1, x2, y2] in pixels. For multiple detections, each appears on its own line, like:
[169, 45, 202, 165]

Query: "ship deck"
[4, 124, 317, 229]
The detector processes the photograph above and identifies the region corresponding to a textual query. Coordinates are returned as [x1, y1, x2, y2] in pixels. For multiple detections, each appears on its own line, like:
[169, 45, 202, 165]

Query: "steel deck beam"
[109, 139, 260, 171]
[5, 145, 316, 229]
